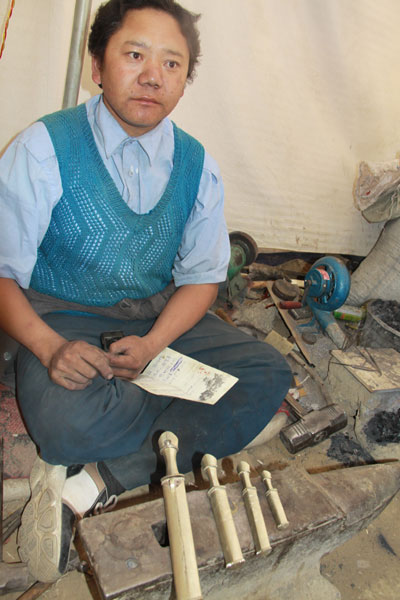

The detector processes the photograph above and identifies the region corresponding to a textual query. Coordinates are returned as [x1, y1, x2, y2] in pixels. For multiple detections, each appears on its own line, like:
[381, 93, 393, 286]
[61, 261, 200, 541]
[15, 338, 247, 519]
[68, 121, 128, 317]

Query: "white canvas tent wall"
[1, 0, 400, 257]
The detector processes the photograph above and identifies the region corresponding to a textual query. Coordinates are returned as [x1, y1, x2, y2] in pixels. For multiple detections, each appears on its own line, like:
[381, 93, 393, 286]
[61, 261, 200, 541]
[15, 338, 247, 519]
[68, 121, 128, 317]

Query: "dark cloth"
[16, 312, 292, 490]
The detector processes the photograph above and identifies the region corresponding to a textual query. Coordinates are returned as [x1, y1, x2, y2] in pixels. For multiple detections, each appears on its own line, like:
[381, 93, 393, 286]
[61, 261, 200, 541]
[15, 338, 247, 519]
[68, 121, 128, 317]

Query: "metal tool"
[329, 360, 376, 372]
[300, 256, 351, 348]
[228, 231, 258, 280]
[272, 279, 299, 301]
[357, 347, 382, 376]
[279, 300, 302, 309]
[100, 330, 124, 351]
[237, 461, 271, 555]
[261, 471, 289, 530]
[223, 231, 258, 300]
[280, 394, 348, 454]
[288, 306, 313, 321]
[201, 454, 244, 568]
[158, 432, 202, 600]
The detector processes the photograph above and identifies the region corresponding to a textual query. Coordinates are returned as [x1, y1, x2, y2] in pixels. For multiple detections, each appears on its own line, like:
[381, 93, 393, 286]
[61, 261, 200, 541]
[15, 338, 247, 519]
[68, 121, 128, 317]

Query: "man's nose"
[138, 59, 162, 88]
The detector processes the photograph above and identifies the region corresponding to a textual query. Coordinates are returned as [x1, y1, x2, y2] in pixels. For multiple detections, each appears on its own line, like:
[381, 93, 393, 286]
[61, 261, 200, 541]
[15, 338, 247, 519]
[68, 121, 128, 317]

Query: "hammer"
[280, 394, 347, 453]
[158, 432, 202, 600]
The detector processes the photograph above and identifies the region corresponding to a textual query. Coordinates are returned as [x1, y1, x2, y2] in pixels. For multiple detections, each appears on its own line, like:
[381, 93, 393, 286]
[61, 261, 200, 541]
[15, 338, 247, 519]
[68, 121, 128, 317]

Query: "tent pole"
[62, 0, 92, 109]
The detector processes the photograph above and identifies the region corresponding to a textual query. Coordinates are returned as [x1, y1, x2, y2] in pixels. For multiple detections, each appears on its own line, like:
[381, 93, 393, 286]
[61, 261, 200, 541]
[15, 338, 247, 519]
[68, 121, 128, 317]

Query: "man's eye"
[130, 52, 141, 60]
[166, 60, 178, 69]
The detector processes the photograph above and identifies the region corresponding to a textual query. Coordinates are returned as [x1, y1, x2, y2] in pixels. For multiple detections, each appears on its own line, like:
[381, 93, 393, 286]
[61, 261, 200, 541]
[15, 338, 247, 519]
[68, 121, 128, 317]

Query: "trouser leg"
[17, 312, 292, 490]
[16, 313, 170, 466]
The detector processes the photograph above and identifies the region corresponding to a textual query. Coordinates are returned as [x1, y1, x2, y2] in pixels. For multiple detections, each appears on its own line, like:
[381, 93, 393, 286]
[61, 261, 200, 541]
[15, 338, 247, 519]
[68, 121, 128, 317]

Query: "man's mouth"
[133, 97, 160, 105]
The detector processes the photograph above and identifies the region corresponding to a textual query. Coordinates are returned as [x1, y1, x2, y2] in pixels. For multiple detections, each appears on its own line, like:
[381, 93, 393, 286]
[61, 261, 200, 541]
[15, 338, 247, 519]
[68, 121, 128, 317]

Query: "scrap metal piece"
[272, 279, 299, 301]
[201, 454, 244, 568]
[357, 347, 382, 376]
[158, 432, 202, 600]
[237, 461, 271, 555]
[262, 471, 289, 530]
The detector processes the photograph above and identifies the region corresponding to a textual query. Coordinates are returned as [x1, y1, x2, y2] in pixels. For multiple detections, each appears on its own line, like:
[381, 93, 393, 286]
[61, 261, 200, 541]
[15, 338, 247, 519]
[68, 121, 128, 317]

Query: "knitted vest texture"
[30, 104, 205, 305]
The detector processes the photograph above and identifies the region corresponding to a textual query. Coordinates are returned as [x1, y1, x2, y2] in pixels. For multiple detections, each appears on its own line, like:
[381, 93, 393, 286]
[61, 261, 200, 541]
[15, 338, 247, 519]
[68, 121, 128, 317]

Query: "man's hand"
[0, 279, 116, 391]
[48, 340, 114, 390]
[106, 283, 219, 380]
[107, 335, 155, 380]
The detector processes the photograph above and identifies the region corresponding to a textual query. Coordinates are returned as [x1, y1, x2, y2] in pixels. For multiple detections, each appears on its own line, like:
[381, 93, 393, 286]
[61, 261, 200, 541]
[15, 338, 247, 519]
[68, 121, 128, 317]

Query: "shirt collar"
[92, 94, 166, 166]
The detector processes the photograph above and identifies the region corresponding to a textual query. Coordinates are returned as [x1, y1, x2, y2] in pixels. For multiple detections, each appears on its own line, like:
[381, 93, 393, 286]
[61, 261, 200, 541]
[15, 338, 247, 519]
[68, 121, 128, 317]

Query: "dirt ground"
[321, 493, 400, 600]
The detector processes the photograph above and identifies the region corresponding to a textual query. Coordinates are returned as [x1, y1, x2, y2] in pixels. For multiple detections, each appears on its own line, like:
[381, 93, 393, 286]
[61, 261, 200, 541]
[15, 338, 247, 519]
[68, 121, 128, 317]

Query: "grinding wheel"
[229, 231, 258, 266]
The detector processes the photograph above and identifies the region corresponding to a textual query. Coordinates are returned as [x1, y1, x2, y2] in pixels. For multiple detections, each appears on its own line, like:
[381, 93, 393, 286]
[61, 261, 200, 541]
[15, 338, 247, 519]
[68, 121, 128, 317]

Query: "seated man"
[0, 0, 291, 583]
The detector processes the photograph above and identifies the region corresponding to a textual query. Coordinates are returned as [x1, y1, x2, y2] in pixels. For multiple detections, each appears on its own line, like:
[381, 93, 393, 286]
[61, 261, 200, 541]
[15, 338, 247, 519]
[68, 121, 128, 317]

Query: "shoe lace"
[93, 494, 118, 515]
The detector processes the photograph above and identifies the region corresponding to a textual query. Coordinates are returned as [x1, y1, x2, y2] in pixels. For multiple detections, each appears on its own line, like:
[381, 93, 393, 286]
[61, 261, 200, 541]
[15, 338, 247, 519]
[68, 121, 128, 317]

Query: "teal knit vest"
[30, 104, 205, 305]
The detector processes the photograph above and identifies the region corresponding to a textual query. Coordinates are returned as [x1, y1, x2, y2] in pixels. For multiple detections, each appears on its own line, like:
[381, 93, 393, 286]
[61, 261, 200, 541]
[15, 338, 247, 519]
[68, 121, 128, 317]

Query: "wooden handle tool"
[201, 454, 244, 568]
[262, 470, 289, 530]
[237, 461, 271, 555]
[159, 432, 202, 600]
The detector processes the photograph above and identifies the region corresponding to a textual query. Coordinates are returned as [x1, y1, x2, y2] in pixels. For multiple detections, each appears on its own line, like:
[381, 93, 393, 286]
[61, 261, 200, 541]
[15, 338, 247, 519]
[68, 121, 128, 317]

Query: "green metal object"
[227, 232, 258, 299]
[228, 232, 258, 280]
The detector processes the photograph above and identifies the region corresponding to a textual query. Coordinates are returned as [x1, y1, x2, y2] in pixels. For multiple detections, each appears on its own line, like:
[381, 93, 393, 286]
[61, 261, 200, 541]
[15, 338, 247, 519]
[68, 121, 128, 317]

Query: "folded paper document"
[132, 347, 238, 404]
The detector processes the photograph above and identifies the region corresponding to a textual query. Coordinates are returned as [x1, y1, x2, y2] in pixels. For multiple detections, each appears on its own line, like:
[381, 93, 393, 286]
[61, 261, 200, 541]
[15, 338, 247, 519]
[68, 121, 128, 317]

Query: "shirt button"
[129, 165, 134, 176]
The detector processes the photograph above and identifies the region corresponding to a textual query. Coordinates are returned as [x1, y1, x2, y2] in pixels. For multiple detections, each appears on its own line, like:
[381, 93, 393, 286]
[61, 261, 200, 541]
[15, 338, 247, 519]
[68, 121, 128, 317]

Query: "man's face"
[91, 8, 190, 137]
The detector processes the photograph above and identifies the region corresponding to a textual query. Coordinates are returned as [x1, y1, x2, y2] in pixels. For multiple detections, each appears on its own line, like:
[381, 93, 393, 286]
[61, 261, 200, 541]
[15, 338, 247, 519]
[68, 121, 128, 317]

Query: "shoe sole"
[18, 456, 68, 582]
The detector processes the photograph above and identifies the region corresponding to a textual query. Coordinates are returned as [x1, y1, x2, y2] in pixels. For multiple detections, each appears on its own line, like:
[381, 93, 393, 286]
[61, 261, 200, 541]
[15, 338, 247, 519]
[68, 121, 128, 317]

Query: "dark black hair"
[88, 0, 201, 82]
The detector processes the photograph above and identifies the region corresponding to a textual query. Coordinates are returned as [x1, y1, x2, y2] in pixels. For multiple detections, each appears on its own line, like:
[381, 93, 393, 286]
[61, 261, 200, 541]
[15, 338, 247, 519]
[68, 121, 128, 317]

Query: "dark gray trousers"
[16, 312, 292, 489]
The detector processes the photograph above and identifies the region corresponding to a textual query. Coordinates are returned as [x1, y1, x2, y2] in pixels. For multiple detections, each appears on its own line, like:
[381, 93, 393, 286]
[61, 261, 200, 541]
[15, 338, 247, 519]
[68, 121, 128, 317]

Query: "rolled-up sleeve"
[0, 123, 62, 288]
[172, 152, 230, 286]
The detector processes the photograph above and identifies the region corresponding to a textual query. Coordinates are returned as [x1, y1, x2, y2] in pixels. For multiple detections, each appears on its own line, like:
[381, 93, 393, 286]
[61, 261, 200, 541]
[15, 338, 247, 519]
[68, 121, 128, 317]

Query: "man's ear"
[91, 56, 102, 86]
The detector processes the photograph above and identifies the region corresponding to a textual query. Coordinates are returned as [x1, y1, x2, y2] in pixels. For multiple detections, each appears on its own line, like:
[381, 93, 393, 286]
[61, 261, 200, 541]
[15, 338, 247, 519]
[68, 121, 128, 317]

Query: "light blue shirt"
[0, 94, 230, 290]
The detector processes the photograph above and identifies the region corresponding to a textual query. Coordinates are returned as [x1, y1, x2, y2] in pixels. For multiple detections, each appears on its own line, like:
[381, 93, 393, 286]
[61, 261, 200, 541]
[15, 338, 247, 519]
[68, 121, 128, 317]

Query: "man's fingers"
[109, 335, 141, 355]
[52, 359, 96, 382]
[108, 351, 147, 372]
[77, 351, 113, 381]
[111, 366, 141, 380]
[50, 373, 93, 391]
[49, 340, 114, 386]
